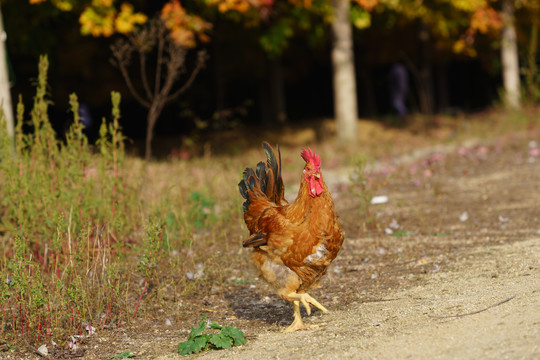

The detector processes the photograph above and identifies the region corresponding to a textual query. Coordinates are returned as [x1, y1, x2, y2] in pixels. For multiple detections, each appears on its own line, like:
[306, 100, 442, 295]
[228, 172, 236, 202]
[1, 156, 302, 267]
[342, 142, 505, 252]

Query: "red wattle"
[314, 177, 324, 196]
[307, 176, 324, 197]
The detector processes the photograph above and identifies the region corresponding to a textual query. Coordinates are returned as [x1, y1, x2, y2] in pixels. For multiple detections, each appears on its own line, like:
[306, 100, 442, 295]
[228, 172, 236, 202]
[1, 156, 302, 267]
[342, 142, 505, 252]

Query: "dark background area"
[2, 1, 505, 152]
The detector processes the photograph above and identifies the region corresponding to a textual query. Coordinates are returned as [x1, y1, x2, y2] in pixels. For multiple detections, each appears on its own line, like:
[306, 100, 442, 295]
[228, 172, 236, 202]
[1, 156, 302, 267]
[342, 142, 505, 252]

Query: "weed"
[177, 314, 246, 356]
[109, 351, 136, 358]
[188, 191, 217, 229]
[391, 230, 413, 237]
[349, 155, 390, 231]
[133, 219, 165, 318]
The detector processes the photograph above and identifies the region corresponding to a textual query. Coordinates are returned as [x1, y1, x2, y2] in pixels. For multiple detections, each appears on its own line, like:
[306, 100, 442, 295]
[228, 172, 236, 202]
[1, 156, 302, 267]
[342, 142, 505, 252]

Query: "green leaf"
[209, 321, 222, 330]
[221, 326, 246, 346]
[434, 232, 450, 237]
[392, 230, 413, 237]
[350, 7, 371, 29]
[188, 314, 208, 340]
[209, 333, 233, 349]
[109, 351, 136, 359]
[178, 317, 246, 355]
[178, 335, 210, 356]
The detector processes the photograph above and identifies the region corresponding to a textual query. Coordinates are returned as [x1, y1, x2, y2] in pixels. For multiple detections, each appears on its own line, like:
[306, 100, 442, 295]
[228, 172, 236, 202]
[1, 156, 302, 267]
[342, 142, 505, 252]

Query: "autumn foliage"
[29, 0, 509, 58]
[79, 0, 147, 37]
[161, 0, 212, 47]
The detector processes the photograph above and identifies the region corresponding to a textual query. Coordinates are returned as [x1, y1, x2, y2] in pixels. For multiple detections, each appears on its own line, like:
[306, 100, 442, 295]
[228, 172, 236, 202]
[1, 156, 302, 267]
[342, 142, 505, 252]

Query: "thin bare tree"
[0, 4, 14, 148]
[500, 0, 521, 109]
[330, 0, 358, 146]
[111, 16, 207, 161]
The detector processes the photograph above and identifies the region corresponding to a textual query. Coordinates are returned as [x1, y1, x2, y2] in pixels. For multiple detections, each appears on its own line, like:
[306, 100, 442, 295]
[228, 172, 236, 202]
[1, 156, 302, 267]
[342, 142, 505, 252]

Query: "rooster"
[238, 142, 344, 332]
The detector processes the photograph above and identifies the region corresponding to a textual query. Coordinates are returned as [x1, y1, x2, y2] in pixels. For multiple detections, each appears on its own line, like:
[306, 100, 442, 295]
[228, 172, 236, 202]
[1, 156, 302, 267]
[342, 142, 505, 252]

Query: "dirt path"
[155, 237, 539, 360]
[150, 135, 540, 360]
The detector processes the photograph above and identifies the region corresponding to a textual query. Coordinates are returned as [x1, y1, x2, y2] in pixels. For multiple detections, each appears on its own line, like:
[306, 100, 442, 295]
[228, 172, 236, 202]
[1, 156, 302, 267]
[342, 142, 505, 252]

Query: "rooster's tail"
[238, 142, 285, 212]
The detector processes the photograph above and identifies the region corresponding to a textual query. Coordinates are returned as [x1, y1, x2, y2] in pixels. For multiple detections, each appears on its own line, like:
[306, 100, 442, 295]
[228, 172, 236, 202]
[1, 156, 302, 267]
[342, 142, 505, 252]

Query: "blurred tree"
[16, 0, 530, 148]
[205, 0, 379, 144]
[380, 0, 504, 113]
[500, 0, 520, 108]
[331, 0, 358, 144]
[196, 0, 283, 125]
[0, 4, 13, 146]
[111, 14, 207, 160]
[26, 0, 209, 159]
[28, 0, 148, 36]
[524, 0, 540, 102]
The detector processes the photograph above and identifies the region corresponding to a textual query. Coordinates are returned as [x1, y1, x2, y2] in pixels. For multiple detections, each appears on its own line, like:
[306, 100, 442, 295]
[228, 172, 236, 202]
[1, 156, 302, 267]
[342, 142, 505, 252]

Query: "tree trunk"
[213, 33, 225, 123]
[526, 3, 539, 101]
[330, 0, 358, 145]
[0, 5, 14, 143]
[259, 56, 287, 125]
[358, 67, 377, 116]
[418, 21, 434, 114]
[145, 102, 162, 161]
[501, 0, 521, 109]
[436, 62, 449, 112]
[268, 56, 287, 123]
[258, 78, 272, 125]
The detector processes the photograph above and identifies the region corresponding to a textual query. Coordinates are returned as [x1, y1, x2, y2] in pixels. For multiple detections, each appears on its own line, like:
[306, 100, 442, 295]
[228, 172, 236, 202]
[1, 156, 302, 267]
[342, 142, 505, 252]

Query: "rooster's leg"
[283, 301, 304, 333]
[286, 292, 329, 315]
[283, 296, 327, 333]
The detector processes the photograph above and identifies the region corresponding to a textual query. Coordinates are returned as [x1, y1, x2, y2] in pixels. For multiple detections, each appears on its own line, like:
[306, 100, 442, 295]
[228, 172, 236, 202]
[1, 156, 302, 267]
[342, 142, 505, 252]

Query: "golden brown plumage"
[238, 142, 344, 332]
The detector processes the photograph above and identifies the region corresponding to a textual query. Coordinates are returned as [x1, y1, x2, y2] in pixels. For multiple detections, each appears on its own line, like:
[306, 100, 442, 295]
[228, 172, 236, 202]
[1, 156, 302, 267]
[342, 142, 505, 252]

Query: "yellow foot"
[286, 292, 329, 315]
[282, 300, 327, 333]
[283, 322, 323, 333]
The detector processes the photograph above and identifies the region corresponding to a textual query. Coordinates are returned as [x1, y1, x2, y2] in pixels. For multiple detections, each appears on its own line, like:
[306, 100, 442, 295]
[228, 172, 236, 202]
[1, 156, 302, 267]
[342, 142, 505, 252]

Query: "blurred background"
[0, 0, 536, 157]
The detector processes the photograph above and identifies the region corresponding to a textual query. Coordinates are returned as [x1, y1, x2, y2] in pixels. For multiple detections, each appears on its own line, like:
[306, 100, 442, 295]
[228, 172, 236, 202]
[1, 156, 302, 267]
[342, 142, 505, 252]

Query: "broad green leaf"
[209, 333, 233, 349]
[178, 335, 210, 356]
[188, 314, 208, 340]
[222, 326, 246, 346]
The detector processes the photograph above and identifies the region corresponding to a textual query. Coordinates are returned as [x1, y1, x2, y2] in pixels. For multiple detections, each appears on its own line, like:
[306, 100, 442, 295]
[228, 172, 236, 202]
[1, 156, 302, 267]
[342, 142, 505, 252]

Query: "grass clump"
[1, 56, 134, 245]
[0, 55, 137, 348]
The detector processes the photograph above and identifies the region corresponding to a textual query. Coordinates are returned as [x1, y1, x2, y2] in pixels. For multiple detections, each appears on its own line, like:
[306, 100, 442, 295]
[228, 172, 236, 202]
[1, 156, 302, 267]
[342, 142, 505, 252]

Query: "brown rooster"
[238, 142, 344, 332]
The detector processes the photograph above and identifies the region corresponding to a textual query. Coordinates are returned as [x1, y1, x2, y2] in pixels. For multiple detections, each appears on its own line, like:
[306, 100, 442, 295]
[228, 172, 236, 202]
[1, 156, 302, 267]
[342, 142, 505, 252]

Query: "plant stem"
[133, 280, 147, 319]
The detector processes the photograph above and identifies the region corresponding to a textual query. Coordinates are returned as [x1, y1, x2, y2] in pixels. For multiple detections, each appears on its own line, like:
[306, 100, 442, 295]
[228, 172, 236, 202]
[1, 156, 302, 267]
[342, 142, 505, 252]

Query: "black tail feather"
[238, 180, 248, 199]
[276, 146, 284, 202]
[243, 232, 267, 247]
[256, 161, 267, 193]
[238, 142, 286, 212]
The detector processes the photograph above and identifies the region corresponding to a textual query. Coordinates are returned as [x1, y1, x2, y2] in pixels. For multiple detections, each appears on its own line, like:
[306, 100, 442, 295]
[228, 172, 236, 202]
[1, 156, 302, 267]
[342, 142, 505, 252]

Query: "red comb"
[300, 147, 321, 168]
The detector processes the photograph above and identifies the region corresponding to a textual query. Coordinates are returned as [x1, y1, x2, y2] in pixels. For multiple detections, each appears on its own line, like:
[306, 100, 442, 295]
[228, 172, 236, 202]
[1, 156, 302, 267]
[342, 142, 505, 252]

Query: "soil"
[6, 127, 540, 359]
[184, 131, 540, 360]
